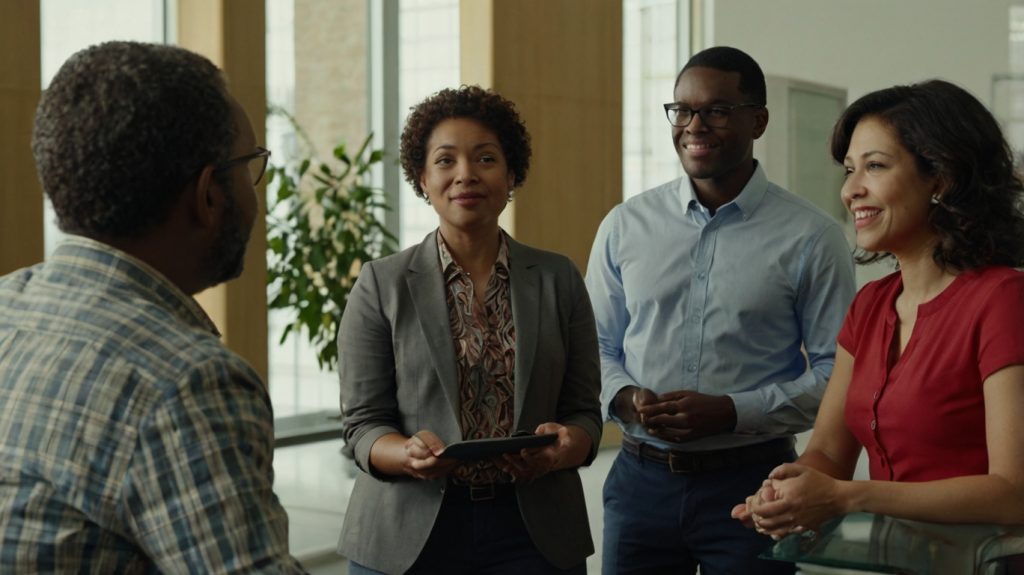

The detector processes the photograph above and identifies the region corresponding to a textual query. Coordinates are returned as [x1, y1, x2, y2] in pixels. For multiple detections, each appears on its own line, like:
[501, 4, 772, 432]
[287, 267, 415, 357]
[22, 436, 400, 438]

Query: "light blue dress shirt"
[586, 164, 856, 451]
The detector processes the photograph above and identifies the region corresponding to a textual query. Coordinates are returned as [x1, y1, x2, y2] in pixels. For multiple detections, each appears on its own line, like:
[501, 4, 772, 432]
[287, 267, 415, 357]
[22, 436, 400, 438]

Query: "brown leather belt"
[622, 435, 795, 474]
[445, 482, 516, 502]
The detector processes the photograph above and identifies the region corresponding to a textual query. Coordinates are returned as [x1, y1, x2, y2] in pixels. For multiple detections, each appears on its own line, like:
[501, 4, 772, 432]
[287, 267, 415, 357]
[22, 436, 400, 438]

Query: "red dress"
[840, 266, 1024, 481]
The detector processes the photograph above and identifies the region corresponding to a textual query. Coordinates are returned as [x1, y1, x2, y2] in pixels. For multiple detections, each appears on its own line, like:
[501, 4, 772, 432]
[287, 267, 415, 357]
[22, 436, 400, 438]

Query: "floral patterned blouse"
[437, 231, 516, 485]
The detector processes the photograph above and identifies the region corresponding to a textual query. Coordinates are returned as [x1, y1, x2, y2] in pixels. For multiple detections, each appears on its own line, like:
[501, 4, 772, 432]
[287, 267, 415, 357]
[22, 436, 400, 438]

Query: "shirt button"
[697, 272, 707, 280]
[687, 363, 697, 372]
[870, 419, 877, 430]
[873, 391, 880, 400]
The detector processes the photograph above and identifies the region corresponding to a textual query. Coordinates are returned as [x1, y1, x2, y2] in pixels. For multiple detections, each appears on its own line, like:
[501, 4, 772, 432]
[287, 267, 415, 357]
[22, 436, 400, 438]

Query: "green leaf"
[318, 340, 338, 371]
[333, 144, 348, 162]
[268, 290, 289, 308]
[310, 244, 326, 268]
[278, 322, 294, 345]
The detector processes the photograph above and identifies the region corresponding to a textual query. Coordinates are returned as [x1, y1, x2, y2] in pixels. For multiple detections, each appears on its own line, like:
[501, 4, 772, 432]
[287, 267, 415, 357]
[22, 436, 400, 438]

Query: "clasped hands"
[731, 463, 847, 540]
[615, 386, 737, 442]
[401, 422, 583, 482]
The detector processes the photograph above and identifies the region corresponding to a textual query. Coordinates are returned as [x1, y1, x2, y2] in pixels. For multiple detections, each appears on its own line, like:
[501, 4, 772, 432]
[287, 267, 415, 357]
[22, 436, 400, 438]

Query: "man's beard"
[204, 184, 250, 286]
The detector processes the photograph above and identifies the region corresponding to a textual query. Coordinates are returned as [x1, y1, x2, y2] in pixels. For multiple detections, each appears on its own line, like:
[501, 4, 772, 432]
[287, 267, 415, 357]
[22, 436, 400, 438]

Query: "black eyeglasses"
[663, 102, 762, 128]
[214, 146, 271, 185]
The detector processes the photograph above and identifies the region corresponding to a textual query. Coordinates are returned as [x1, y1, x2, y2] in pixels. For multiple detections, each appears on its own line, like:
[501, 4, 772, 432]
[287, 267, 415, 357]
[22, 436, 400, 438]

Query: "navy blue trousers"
[349, 486, 586, 575]
[602, 446, 796, 575]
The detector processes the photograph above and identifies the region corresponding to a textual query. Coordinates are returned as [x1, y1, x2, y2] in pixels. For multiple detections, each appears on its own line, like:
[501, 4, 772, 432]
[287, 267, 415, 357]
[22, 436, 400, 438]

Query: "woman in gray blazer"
[337, 85, 602, 575]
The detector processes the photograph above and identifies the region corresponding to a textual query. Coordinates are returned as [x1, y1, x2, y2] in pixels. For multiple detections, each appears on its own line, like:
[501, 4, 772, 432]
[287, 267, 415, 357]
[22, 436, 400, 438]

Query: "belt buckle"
[469, 484, 496, 501]
[667, 451, 700, 474]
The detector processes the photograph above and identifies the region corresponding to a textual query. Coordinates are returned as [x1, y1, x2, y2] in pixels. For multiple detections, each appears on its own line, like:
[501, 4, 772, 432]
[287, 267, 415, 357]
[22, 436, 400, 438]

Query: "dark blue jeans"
[602, 446, 796, 575]
[349, 486, 586, 575]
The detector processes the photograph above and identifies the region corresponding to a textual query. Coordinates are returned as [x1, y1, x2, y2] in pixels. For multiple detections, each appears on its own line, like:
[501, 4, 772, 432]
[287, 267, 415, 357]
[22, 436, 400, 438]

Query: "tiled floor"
[273, 440, 354, 566]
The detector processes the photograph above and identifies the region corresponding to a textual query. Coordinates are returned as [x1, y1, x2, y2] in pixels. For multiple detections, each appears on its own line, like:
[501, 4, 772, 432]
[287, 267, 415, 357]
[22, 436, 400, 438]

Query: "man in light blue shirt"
[586, 46, 855, 574]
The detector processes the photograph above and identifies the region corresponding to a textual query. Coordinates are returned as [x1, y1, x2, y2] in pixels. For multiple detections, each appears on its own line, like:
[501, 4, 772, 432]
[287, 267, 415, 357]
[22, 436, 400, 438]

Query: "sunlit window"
[622, 0, 685, 200]
[39, 0, 167, 258]
[265, 0, 459, 419]
[397, 0, 459, 248]
[995, 6, 1024, 161]
[264, 0, 335, 419]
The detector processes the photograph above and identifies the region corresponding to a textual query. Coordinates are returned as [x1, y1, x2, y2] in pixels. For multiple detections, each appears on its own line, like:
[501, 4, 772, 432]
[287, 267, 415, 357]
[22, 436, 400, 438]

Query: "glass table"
[763, 513, 1024, 574]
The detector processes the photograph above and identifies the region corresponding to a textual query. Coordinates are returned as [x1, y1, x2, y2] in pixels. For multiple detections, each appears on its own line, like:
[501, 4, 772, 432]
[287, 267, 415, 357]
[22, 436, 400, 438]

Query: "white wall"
[711, 0, 1012, 106]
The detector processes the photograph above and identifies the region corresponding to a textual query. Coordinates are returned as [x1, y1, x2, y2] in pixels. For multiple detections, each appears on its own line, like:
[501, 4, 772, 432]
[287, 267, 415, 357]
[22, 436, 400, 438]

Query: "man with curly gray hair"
[0, 41, 304, 573]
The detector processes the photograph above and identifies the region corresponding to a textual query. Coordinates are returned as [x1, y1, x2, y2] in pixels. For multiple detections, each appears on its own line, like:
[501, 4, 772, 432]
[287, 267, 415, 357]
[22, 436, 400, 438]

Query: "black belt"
[445, 482, 516, 502]
[622, 435, 794, 474]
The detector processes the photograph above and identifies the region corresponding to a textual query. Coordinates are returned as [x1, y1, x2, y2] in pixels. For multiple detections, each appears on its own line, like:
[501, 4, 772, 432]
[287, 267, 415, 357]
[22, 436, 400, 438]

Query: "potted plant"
[266, 110, 398, 371]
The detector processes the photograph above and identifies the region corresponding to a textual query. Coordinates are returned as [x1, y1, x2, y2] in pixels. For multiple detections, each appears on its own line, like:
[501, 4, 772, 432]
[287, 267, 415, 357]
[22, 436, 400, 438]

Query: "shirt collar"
[436, 229, 510, 282]
[51, 235, 221, 336]
[679, 161, 769, 220]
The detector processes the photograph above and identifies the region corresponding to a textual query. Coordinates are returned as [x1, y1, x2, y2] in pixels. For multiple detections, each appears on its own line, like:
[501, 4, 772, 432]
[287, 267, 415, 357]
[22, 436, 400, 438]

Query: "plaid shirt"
[0, 236, 305, 574]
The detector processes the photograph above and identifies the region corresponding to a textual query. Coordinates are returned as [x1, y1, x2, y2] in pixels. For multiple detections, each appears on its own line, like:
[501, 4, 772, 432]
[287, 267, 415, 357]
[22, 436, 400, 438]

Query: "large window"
[622, 0, 687, 200]
[265, 0, 459, 420]
[39, 0, 169, 258]
[264, 0, 335, 419]
[396, 0, 459, 248]
[994, 6, 1024, 161]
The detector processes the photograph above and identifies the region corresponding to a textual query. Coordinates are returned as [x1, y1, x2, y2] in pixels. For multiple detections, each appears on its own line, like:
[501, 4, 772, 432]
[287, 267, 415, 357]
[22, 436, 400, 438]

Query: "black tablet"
[441, 433, 558, 460]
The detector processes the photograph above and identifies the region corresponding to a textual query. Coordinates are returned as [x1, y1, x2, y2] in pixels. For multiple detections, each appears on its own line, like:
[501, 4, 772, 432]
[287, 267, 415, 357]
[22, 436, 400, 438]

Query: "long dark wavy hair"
[830, 79, 1024, 270]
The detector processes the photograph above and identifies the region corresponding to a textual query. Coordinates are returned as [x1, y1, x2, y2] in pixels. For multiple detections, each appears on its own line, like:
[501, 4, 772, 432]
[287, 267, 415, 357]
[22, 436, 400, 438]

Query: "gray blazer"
[336, 231, 602, 574]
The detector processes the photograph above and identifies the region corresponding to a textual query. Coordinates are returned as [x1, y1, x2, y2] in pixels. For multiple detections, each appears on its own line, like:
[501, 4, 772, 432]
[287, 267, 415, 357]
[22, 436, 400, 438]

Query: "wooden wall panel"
[461, 0, 623, 273]
[0, 0, 43, 275]
[179, 0, 269, 382]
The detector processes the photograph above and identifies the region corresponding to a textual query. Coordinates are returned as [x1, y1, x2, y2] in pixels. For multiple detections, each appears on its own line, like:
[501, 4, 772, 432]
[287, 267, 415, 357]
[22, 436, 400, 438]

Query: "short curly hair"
[32, 41, 236, 239]
[400, 85, 531, 199]
[830, 79, 1024, 270]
